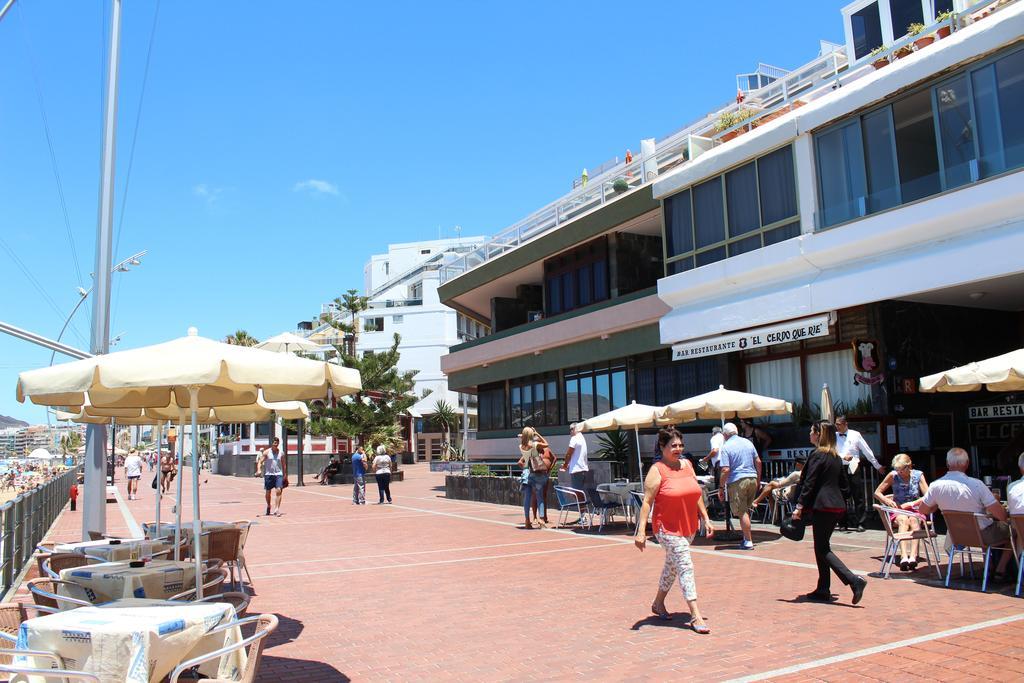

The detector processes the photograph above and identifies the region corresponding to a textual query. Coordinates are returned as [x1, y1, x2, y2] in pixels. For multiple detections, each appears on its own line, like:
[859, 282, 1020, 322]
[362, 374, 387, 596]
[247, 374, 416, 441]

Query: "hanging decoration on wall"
[852, 338, 885, 386]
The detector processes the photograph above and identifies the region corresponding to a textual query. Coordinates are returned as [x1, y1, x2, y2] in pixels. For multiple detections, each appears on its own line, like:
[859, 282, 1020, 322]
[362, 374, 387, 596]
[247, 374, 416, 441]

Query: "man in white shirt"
[835, 416, 884, 532]
[561, 423, 589, 493]
[701, 427, 724, 471]
[123, 449, 143, 501]
[1007, 451, 1024, 515]
[919, 447, 1011, 576]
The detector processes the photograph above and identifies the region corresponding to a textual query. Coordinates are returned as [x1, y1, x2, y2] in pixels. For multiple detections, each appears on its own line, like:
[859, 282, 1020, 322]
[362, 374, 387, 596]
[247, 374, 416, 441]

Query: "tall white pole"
[153, 423, 162, 535]
[189, 387, 204, 598]
[83, 0, 122, 541]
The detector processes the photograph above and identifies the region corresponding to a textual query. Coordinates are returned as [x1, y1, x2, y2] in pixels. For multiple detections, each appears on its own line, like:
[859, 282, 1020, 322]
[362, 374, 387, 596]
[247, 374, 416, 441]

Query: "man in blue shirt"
[718, 422, 762, 550]
[351, 446, 367, 505]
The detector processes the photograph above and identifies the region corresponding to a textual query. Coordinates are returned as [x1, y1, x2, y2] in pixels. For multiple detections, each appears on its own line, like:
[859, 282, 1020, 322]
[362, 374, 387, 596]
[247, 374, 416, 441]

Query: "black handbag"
[780, 514, 806, 542]
[151, 473, 159, 490]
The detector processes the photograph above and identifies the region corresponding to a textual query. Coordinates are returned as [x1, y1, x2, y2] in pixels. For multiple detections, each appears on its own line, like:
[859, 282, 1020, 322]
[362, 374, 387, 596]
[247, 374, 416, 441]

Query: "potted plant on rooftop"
[908, 23, 934, 50]
[936, 10, 954, 38]
[870, 45, 890, 70]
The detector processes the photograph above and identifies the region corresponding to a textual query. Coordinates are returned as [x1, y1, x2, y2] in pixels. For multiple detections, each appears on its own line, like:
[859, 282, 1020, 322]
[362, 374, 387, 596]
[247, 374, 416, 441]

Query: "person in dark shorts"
[255, 437, 287, 516]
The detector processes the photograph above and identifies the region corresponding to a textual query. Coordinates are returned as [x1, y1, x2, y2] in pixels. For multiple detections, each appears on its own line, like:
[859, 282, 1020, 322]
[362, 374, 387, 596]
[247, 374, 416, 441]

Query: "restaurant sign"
[968, 403, 1024, 420]
[672, 313, 832, 361]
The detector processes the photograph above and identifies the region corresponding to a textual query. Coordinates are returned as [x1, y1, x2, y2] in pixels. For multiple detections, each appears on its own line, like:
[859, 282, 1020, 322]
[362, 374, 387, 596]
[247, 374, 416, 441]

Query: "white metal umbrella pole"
[634, 426, 642, 479]
[189, 387, 204, 598]
[153, 422, 162, 538]
[173, 411, 186, 561]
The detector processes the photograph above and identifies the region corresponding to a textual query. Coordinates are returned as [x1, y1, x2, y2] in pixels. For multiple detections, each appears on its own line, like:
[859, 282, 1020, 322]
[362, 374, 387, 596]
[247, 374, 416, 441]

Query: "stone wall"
[214, 453, 403, 483]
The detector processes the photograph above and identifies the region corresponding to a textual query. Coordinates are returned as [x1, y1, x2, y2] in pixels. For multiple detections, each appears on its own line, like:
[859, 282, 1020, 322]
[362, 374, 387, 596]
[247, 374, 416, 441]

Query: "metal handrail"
[1, 466, 80, 599]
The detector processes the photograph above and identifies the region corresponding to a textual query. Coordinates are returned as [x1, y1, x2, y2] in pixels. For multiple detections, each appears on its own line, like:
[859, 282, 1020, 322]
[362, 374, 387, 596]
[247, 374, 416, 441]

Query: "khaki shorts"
[729, 477, 759, 518]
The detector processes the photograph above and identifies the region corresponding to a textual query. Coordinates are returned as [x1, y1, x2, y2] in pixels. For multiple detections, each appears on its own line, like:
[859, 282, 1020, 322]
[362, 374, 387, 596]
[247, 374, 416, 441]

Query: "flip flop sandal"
[651, 604, 672, 621]
[690, 620, 711, 634]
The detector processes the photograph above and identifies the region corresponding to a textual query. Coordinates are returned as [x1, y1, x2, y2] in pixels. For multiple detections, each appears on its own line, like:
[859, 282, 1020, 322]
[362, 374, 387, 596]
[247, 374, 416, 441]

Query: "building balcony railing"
[368, 298, 423, 309]
[439, 44, 850, 286]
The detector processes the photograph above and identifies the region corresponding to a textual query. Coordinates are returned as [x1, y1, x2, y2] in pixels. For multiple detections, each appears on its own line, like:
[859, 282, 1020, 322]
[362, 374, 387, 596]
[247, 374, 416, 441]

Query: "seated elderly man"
[918, 447, 1012, 578]
[749, 452, 807, 514]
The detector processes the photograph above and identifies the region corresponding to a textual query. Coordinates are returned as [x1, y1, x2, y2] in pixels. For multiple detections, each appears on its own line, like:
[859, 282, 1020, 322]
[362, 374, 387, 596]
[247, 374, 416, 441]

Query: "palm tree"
[431, 399, 459, 459]
[226, 330, 258, 347]
[60, 431, 83, 455]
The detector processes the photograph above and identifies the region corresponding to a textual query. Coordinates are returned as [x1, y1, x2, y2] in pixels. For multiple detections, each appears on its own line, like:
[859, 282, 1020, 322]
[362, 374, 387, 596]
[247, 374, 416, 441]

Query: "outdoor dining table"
[55, 538, 170, 563]
[14, 598, 245, 683]
[59, 559, 197, 603]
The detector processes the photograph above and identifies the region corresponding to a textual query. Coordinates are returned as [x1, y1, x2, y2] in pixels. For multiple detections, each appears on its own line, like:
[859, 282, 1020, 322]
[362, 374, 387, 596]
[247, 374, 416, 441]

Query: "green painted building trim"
[448, 286, 657, 354]
[447, 323, 664, 390]
[438, 186, 659, 304]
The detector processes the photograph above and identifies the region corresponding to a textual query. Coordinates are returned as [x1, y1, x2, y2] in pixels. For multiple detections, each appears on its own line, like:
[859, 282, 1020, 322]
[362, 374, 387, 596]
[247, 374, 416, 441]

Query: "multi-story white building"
[302, 236, 490, 459]
[439, 0, 1024, 492]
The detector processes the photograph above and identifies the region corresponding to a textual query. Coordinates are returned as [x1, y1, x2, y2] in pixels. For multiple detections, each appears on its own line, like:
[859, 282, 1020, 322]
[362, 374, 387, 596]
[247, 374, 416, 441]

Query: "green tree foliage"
[60, 431, 83, 455]
[321, 289, 369, 356]
[226, 330, 259, 347]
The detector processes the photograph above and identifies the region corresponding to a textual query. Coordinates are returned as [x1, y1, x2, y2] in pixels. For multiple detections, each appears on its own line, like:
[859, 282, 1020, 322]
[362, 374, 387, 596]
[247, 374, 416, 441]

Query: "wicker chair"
[26, 578, 94, 612]
[201, 528, 243, 591]
[169, 614, 278, 683]
[41, 553, 100, 580]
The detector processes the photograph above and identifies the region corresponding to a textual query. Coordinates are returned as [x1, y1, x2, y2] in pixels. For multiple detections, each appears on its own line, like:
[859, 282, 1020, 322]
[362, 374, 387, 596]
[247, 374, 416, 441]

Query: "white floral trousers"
[656, 531, 697, 601]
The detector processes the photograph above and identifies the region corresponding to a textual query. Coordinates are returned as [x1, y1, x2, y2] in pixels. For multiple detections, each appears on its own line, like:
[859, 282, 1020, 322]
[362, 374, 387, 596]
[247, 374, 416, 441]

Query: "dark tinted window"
[664, 190, 694, 257]
[889, 0, 923, 39]
[862, 108, 900, 212]
[757, 146, 797, 225]
[693, 177, 725, 249]
[851, 2, 883, 60]
[893, 89, 940, 202]
[726, 162, 759, 237]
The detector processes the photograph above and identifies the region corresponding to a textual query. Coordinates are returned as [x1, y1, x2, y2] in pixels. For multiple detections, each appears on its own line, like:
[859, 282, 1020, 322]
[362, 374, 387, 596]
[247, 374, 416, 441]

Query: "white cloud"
[293, 179, 339, 196]
[193, 184, 224, 204]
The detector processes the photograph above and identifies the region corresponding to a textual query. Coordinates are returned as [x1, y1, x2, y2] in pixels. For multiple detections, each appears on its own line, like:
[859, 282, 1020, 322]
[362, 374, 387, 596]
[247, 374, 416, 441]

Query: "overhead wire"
[15, 1, 85, 288]
[111, 0, 162, 333]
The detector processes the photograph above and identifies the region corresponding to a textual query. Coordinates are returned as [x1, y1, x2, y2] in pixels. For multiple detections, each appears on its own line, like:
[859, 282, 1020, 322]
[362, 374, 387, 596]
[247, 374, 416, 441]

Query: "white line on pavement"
[248, 536, 582, 568]
[726, 612, 1024, 682]
[254, 542, 621, 579]
[113, 488, 143, 538]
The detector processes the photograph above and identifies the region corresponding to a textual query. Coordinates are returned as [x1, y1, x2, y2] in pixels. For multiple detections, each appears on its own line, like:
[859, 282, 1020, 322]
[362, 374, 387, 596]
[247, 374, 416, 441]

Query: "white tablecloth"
[60, 560, 197, 603]
[15, 598, 245, 683]
[55, 539, 170, 563]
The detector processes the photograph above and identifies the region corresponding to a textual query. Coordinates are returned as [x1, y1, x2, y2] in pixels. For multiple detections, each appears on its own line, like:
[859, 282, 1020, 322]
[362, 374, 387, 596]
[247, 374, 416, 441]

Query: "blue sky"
[0, 0, 842, 423]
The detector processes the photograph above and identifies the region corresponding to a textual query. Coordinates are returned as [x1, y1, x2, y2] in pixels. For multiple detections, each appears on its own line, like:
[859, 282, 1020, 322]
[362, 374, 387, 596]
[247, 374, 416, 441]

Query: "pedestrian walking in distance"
[352, 446, 367, 505]
[635, 428, 715, 634]
[793, 421, 867, 604]
[373, 445, 393, 504]
[256, 437, 288, 516]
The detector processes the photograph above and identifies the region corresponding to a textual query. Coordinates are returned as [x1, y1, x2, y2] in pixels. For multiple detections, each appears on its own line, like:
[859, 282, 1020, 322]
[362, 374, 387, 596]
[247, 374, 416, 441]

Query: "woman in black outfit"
[792, 421, 867, 604]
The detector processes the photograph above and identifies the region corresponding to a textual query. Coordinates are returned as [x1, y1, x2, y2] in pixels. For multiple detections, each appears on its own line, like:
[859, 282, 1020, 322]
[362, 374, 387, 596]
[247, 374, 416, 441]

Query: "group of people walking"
[351, 445, 395, 505]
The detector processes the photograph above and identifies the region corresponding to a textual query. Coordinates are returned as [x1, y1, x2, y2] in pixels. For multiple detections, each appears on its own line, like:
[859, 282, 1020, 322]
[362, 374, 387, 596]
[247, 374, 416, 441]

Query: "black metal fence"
[0, 467, 79, 598]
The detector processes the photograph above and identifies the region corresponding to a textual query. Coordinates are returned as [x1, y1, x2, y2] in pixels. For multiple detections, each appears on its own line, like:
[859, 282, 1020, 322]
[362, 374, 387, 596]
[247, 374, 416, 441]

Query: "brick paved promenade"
[24, 464, 1024, 681]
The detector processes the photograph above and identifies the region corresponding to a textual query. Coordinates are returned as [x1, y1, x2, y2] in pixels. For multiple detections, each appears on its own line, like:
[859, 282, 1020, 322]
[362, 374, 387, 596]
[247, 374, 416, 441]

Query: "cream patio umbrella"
[919, 348, 1024, 393]
[255, 332, 325, 354]
[658, 385, 793, 425]
[578, 401, 665, 478]
[21, 327, 357, 596]
[821, 383, 835, 423]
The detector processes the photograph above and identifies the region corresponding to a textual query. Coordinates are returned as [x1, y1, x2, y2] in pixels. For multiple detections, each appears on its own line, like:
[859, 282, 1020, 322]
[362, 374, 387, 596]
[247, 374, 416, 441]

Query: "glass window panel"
[935, 76, 977, 189]
[995, 49, 1024, 172]
[889, 0, 923, 40]
[973, 64, 1004, 178]
[728, 234, 761, 257]
[561, 271, 576, 311]
[611, 370, 627, 410]
[745, 357, 803, 423]
[593, 259, 609, 301]
[579, 376, 594, 419]
[510, 385, 522, 428]
[546, 380, 559, 425]
[934, 0, 953, 16]
[725, 162, 760, 237]
[695, 246, 726, 267]
[522, 384, 533, 426]
[635, 367, 655, 405]
[667, 257, 693, 276]
[595, 373, 611, 415]
[655, 366, 676, 404]
[757, 146, 797, 225]
[816, 122, 867, 227]
[534, 382, 545, 425]
[893, 89, 941, 202]
[851, 2, 883, 60]
[565, 378, 579, 423]
[578, 263, 592, 307]
[664, 190, 694, 258]
[693, 176, 725, 249]
[862, 107, 901, 212]
[763, 221, 800, 245]
[546, 276, 561, 315]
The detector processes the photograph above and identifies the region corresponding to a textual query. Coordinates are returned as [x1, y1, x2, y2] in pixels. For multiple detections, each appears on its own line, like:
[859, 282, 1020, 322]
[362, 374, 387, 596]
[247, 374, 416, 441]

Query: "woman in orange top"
[635, 428, 714, 633]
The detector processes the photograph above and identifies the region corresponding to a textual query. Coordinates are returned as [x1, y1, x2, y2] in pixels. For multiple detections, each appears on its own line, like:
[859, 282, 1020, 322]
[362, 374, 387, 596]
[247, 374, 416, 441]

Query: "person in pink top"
[635, 428, 715, 634]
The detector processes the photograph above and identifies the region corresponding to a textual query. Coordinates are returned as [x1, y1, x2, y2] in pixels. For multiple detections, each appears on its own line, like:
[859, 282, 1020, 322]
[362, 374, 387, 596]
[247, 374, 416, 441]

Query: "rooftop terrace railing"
[439, 45, 849, 286]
